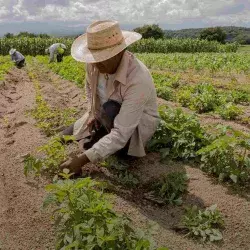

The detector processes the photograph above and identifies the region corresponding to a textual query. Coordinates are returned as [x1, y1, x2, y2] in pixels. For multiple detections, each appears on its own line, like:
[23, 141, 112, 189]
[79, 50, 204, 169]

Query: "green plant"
[217, 102, 243, 120]
[43, 177, 167, 250]
[153, 172, 189, 205]
[182, 204, 224, 242]
[36, 56, 86, 87]
[100, 156, 139, 188]
[24, 135, 74, 176]
[197, 127, 250, 184]
[28, 69, 77, 135]
[0, 56, 13, 80]
[148, 106, 207, 159]
[191, 83, 219, 113]
[230, 90, 250, 104]
[177, 83, 220, 113]
[116, 171, 139, 188]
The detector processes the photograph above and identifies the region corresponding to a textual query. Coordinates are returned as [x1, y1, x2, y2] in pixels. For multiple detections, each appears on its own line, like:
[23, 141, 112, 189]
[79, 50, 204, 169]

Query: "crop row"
[149, 106, 250, 185]
[0, 56, 13, 80]
[137, 53, 250, 74]
[36, 56, 250, 122]
[0, 37, 238, 56]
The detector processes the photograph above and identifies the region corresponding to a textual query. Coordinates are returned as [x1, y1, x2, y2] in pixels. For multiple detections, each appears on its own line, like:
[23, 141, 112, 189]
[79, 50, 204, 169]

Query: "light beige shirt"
[73, 51, 159, 163]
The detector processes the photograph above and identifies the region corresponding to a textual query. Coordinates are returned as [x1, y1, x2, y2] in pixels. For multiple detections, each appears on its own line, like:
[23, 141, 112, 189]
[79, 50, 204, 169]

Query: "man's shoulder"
[126, 52, 153, 86]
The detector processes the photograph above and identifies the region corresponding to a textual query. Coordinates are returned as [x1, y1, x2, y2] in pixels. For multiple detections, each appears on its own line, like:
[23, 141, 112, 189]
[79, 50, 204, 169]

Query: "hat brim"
[71, 31, 142, 63]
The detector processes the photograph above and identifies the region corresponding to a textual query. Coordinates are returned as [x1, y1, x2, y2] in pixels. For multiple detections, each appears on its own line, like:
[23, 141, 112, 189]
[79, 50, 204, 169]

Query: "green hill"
[165, 26, 250, 44]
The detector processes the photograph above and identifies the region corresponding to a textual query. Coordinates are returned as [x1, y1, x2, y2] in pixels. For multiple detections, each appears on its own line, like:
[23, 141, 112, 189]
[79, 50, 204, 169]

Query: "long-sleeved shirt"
[73, 51, 160, 163]
[47, 43, 66, 62]
[11, 51, 25, 63]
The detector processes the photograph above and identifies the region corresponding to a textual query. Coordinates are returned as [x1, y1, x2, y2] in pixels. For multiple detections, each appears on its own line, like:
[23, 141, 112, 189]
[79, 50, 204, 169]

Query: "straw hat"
[9, 48, 16, 55]
[71, 20, 142, 63]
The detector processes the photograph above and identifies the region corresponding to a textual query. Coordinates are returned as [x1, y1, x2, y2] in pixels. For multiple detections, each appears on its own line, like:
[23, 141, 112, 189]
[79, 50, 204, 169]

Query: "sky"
[0, 0, 250, 36]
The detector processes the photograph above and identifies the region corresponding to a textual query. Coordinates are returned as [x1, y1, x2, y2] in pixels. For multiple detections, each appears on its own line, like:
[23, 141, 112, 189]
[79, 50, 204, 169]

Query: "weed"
[181, 205, 224, 242]
[153, 172, 189, 205]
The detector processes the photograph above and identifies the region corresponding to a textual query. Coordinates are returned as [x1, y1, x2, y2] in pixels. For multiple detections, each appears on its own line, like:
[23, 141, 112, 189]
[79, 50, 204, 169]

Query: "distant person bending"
[45, 43, 66, 63]
[9, 49, 25, 68]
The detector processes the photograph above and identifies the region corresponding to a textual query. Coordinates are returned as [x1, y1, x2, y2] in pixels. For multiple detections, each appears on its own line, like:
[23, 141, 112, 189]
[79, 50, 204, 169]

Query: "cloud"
[0, 0, 250, 28]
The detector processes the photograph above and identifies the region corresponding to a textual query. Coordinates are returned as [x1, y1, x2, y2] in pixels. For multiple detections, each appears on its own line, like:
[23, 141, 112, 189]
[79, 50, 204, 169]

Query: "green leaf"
[230, 174, 238, 183]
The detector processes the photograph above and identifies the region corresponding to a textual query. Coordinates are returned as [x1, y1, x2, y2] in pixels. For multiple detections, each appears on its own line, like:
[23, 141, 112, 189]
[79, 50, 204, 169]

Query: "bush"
[133, 24, 165, 39]
[199, 27, 227, 44]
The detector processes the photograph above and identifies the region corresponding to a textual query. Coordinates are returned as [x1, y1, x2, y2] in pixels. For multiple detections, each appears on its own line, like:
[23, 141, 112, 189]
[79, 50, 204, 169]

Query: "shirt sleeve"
[84, 81, 152, 163]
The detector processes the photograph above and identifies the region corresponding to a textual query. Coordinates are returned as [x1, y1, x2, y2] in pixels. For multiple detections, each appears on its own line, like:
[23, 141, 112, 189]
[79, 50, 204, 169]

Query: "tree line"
[4, 32, 51, 39]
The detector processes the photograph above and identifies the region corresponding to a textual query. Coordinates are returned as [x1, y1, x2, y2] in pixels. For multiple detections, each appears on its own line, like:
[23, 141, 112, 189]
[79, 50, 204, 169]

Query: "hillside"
[165, 26, 250, 44]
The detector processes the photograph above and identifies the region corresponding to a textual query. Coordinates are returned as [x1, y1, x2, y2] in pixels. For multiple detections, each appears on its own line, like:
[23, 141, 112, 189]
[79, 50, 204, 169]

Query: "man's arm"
[84, 82, 152, 162]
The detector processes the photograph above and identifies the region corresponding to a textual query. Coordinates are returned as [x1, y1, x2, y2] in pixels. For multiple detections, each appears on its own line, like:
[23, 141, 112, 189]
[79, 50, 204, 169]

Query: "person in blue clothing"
[9, 49, 26, 68]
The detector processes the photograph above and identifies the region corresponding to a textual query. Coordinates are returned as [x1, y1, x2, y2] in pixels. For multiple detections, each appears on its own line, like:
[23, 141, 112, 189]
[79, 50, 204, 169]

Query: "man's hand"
[87, 118, 100, 133]
[60, 153, 90, 175]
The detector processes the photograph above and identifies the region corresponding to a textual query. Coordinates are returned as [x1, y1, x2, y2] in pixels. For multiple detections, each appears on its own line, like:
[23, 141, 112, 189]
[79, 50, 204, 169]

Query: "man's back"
[11, 51, 25, 63]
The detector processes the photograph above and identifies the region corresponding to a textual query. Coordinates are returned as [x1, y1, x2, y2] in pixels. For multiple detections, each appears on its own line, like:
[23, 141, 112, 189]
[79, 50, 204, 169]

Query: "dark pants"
[83, 100, 130, 157]
[16, 59, 25, 68]
[57, 54, 64, 62]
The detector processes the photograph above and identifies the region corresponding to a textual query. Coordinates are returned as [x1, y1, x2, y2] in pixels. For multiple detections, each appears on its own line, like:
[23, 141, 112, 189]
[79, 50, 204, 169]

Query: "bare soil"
[0, 64, 250, 250]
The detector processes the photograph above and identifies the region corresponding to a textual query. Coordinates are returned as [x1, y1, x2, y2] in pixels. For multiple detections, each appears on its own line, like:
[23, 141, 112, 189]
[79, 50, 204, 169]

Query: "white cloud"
[0, 0, 250, 28]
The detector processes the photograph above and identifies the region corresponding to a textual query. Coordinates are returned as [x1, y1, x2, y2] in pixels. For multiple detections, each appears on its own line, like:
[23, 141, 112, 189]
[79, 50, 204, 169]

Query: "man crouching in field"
[60, 20, 159, 174]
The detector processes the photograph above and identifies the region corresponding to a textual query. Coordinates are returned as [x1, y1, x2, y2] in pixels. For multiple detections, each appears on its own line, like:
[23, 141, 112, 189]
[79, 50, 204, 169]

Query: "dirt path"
[0, 64, 250, 250]
[0, 62, 86, 250]
[0, 68, 55, 250]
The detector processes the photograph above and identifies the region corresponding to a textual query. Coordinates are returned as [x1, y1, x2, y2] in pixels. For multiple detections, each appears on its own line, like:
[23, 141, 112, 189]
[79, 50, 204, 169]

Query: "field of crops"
[0, 46, 250, 250]
[0, 37, 239, 55]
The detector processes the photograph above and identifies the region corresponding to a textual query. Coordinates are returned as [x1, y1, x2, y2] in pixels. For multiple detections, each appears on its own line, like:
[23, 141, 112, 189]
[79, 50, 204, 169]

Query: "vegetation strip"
[27, 64, 77, 136]
[0, 56, 14, 81]
[0, 38, 238, 56]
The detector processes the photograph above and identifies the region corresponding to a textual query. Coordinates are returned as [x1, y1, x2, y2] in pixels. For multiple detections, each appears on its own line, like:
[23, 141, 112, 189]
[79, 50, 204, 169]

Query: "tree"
[4, 33, 14, 38]
[199, 27, 227, 43]
[235, 34, 250, 45]
[38, 33, 51, 38]
[133, 24, 164, 39]
[17, 32, 37, 38]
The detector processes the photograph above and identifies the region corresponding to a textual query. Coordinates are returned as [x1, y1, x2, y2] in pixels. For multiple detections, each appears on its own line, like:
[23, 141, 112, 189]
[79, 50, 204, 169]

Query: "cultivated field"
[0, 42, 250, 250]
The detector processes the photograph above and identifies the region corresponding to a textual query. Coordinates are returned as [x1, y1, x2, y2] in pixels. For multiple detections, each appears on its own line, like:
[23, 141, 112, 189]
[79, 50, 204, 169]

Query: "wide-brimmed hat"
[9, 48, 16, 55]
[71, 20, 142, 63]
